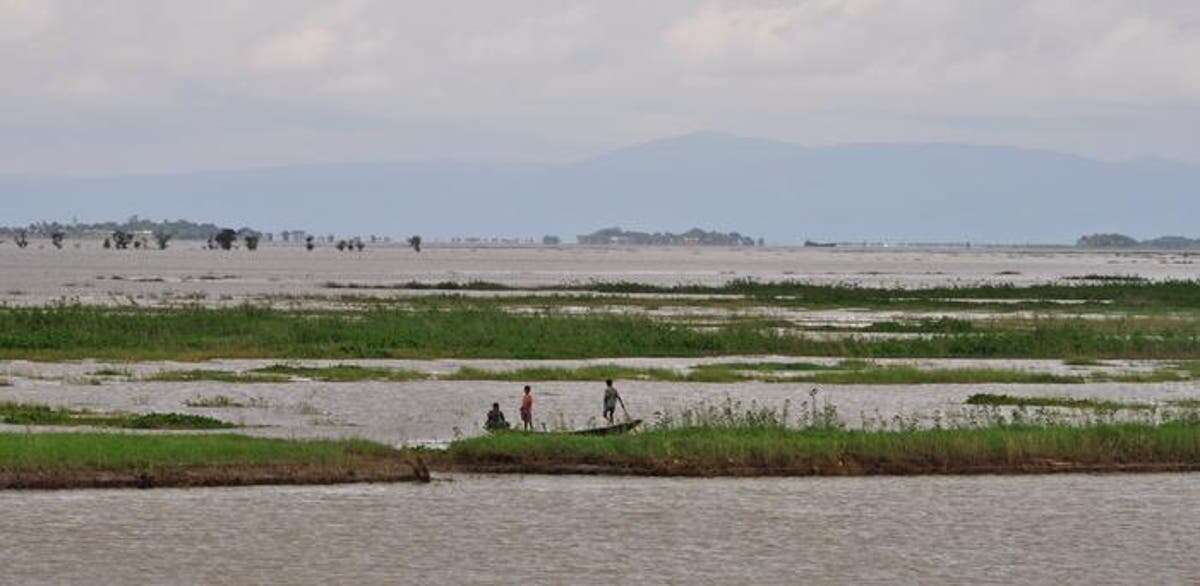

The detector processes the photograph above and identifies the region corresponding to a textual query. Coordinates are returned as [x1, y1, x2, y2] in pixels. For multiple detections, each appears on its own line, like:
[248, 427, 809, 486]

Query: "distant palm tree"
[111, 230, 134, 249]
[213, 229, 237, 251]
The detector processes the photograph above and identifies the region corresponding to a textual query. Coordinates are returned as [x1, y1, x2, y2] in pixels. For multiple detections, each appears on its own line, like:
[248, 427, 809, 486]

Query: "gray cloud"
[2, 0, 1199, 174]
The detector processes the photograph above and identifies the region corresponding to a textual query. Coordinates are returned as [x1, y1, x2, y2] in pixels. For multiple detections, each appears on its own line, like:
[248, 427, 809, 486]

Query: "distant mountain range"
[2, 132, 1198, 243]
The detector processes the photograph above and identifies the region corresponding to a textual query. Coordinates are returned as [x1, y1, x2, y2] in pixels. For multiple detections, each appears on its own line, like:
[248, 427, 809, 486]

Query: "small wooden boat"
[569, 419, 642, 436]
[488, 419, 643, 436]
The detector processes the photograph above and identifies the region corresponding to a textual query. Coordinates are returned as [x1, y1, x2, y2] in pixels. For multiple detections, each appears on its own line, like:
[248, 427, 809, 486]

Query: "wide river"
[2, 473, 1197, 584]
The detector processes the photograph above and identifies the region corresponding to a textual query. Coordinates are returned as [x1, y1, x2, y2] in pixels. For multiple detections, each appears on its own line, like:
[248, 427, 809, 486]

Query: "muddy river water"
[2, 243, 1196, 306]
[2, 473, 1197, 583]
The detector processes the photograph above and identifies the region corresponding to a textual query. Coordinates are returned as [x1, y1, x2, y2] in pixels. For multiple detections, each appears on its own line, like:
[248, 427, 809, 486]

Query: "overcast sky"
[3, 0, 1199, 175]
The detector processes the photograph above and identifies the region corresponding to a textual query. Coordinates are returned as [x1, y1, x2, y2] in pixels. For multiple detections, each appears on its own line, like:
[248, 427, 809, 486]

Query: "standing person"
[602, 379, 625, 425]
[520, 385, 534, 431]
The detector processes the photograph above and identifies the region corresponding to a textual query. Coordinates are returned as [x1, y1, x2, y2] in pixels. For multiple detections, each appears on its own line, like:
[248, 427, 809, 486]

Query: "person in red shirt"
[519, 385, 534, 430]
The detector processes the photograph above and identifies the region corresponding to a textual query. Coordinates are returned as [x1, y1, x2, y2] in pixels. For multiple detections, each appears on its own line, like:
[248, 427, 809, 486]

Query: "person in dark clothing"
[485, 402, 509, 431]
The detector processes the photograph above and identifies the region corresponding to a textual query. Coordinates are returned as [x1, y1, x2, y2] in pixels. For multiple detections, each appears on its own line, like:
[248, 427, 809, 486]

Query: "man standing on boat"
[520, 385, 534, 430]
[603, 379, 626, 424]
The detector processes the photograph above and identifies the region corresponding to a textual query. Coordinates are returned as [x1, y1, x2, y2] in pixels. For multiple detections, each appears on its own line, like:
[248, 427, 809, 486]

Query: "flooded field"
[2, 473, 1198, 583]
[2, 358, 1196, 443]
[3, 242, 1199, 583]
[1, 243, 1196, 306]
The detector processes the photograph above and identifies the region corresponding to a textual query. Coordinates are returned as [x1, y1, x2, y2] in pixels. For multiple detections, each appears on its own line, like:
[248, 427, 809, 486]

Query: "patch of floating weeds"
[251, 364, 428, 382]
[322, 277, 1200, 311]
[147, 370, 291, 384]
[91, 367, 133, 377]
[964, 393, 1152, 411]
[443, 365, 695, 383]
[796, 367, 1085, 385]
[0, 402, 235, 429]
[1063, 274, 1147, 282]
[183, 395, 268, 408]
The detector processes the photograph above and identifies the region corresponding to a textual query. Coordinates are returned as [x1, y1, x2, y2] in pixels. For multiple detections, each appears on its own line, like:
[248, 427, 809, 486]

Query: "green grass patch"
[0, 402, 235, 429]
[0, 433, 421, 489]
[0, 433, 394, 472]
[3, 304, 1200, 361]
[443, 421, 1200, 476]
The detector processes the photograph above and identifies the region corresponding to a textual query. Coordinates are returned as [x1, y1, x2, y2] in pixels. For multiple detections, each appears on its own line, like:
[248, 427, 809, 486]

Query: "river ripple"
[1, 473, 1197, 584]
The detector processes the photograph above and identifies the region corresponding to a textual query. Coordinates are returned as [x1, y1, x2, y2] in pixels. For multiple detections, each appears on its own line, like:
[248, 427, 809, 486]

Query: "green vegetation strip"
[142, 361, 1192, 386]
[147, 370, 291, 384]
[0, 403, 234, 430]
[324, 278, 1200, 311]
[3, 305, 1200, 361]
[441, 423, 1200, 476]
[252, 364, 427, 382]
[0, 433, 423, 489]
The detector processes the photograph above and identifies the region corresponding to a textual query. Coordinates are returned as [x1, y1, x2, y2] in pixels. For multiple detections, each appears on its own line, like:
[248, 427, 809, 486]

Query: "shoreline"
[0, 433, 430, 491]
[0, 462, 427, 491]
[432, 460, 1200, 478]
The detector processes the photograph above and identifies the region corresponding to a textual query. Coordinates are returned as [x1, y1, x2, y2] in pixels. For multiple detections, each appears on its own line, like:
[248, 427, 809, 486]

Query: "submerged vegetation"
[133, 359, 1197, 386]
[147, 370, 291, 384]
[322, 278, 1200, 312]
[964, 393, 1153, 411]
[0, 403, 234, 430]
[0, 433, 423, 489]
[251, 364, 427, 382]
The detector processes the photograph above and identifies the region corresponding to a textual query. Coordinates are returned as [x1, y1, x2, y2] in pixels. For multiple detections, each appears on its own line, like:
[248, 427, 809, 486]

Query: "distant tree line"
[0, 216, 237, 241]
[1078, 233, 1200, 250]
[577, 227, 763, 247]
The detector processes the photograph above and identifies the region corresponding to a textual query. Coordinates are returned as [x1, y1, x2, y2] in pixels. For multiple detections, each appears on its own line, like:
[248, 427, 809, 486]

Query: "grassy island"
[440, 423, 1200, 477]
[0, 434, 427, 490]
[437, 399, 1200, 477]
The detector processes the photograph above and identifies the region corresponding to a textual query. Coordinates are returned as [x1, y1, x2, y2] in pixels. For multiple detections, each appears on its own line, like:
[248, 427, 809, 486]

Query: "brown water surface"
[1, 474, 1196, 583]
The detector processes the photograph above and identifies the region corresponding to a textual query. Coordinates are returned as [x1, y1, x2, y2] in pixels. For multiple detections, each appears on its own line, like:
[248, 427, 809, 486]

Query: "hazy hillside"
[2, 132, 1196, 243]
